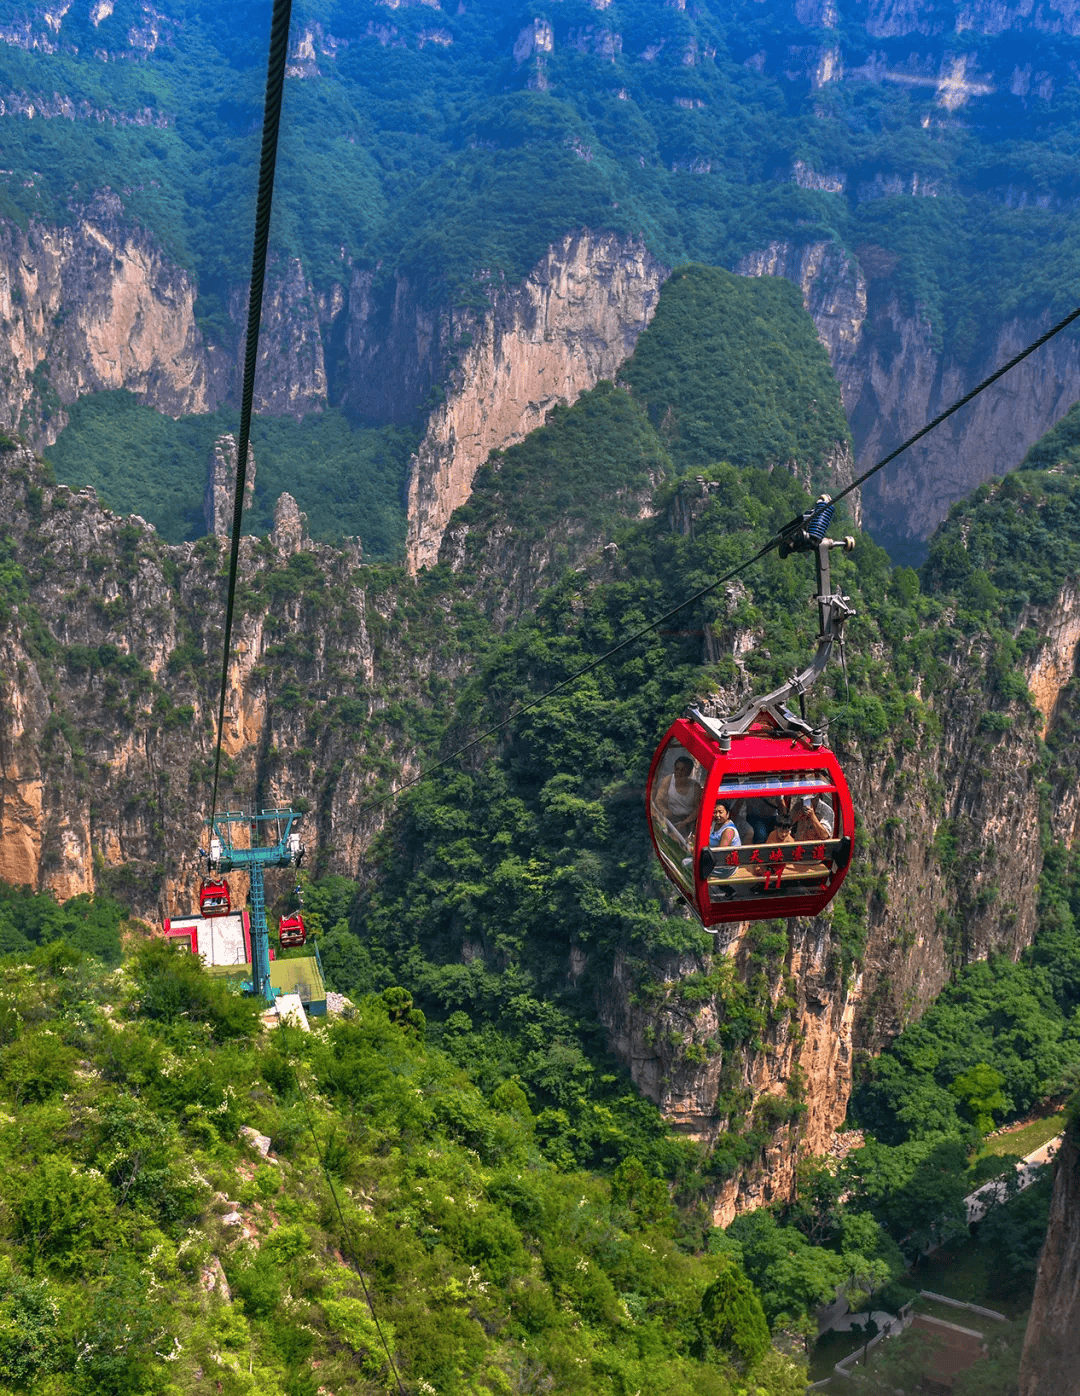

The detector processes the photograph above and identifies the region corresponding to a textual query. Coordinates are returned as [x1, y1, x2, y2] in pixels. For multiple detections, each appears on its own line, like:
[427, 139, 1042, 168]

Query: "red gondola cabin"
[647, 714, 854, 928]
[199, 877, 232, 918]
[278, 913, 307, 949]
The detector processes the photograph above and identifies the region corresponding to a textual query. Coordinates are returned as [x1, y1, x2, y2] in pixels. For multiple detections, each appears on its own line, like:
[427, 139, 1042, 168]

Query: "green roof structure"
[207, 954, 326, 1016]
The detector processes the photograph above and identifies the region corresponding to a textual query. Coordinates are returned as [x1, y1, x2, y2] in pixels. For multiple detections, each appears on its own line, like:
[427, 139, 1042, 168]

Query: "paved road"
[965, 1135, 1062, 1224]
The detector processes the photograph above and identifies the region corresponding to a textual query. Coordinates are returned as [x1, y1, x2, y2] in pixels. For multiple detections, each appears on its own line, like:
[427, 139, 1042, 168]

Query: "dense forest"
[2, 0, 1078, 336]
[0, 869, 1069, 1395]
[11, 0, 1080, 556]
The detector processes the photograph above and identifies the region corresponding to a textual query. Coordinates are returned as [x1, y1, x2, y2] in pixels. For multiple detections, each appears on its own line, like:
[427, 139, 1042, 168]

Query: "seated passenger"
[751, 813, 794, 876]
[791, 797, 830, 844]
[710, 801, 741, 862]
[813, 794, 835, 836]
[659, 757, 703, 839]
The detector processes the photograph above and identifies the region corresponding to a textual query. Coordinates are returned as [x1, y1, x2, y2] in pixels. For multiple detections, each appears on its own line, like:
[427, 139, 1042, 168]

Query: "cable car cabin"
[647, 717, 854, 928]
[278, 913, 307, 949]
[199, 877, 232, 918]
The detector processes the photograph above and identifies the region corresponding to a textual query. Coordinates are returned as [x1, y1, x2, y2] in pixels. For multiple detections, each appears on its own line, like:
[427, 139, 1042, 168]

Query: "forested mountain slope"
[0, 929, 814, 1396]
[3, 0, 1080, 560]
[4, 261, 1080, 1228]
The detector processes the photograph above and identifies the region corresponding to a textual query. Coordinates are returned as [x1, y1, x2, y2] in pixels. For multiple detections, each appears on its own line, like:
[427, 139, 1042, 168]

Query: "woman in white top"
[662, 756, 703, 837]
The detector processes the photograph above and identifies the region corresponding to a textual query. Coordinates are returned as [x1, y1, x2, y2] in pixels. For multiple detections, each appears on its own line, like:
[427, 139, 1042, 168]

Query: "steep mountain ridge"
[738, 239, 1080, 559]
[403, 230, 668, 572]
[7, 0, 1080, 561]
[5, 266, 1080, 1225]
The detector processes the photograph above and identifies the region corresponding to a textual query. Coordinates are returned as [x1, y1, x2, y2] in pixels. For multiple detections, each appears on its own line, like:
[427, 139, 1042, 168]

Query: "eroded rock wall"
[738, 239, 1080, 552]
[402, 231, 669, 572]
[0, 448, 388, 916]
[0, 200, 346, 448]
[1019, 1116, 1080, 1396]
[0, 197, 227, 446]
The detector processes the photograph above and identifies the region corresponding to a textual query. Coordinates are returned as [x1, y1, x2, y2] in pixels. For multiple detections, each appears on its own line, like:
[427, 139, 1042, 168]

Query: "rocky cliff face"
[3, 438, 1079, 1221]
[0, 196, 226, 446]
[1019, 1114, 1080, 1396]
[0, 205, 666, 574]
[601, 923, 857, 1228]
[589, 476, 1074, 1219]
[204, 434, 255, 537]
[0, 199, 345, 449]
[0, 448, 404, 914]
[737, 240, 1080, 553]
[402, 231, 668, 573]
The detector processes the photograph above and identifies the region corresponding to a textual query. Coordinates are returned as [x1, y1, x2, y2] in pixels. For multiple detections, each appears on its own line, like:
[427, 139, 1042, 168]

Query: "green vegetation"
[1, 1, 1078, 366]
[45, 393, 414, 559]
[845, 1312, 1030, 1396]
[977, 1111, 1066, 1160]
[0, 907, 813, 1395]
[850, 847, 1080, 1147]
[618, 266, 849, 479]
[0, 885, 127, 965]
[924, 413, 1080, 620]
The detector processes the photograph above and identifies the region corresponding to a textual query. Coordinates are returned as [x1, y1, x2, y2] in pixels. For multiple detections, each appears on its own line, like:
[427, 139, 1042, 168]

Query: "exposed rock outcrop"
[1019, 1114, 1080, 1395]
[600, 923, 857, 1227]
[0, 197, 227, 447]
[229, 257, 332, 419]
[204, 434, 256, 537]
[402, 230, 669, 572]
[0, 199, 348, 451]
[737, 239, 1080, 551]
[271, 491, 308, 557]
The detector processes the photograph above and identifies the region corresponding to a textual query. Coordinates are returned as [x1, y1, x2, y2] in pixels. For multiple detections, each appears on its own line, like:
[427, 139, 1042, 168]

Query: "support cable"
[357, 297, 1080, 816]
[829, 300, 1080, 511]
[208, 0, 294, 828]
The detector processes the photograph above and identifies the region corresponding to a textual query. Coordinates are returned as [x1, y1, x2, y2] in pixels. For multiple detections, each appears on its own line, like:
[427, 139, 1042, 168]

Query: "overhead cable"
[208, 0, 294, 827]
[359, 296, 1080, 815]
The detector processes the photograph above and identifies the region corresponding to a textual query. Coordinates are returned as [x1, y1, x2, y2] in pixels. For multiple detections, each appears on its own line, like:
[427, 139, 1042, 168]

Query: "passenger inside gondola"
[709, 801, 741, 856]
[651, 744, 704, 846]
[746, 791, 783, 844]
[660, 756, 703, 839]
[707, 801, 741, 898]
[792, 796, 830, 843]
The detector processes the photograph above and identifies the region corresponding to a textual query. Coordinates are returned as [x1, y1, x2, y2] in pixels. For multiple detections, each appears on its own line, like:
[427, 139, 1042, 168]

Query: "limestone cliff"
[0, 195, 226, 447]
[3, 447, 1079, 1224]
[738, 240, 1080, 553]
[401, 231, 669, 572]
[0, 200, 343, 448]
[0, 448, 393, 913]
[1018, 1113, 1080, 1395]
[600, 923, 856, 1227]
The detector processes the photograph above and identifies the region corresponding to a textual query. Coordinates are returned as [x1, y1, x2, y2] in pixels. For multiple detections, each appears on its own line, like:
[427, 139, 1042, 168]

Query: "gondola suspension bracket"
[646, 496, 857, 930]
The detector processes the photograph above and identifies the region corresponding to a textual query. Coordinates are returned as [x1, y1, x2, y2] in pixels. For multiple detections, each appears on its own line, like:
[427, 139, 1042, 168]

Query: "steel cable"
[209, 0, 294, 827]
[356, 297, 1080, 815]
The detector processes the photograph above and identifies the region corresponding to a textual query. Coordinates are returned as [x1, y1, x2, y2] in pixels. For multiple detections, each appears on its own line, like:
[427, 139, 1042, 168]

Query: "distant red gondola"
[199, 877, 232, 918]
[278, 913, 307, 948]
[647, 497, 857, 929]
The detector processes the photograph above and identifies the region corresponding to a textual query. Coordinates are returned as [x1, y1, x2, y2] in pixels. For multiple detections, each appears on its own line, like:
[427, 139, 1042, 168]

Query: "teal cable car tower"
[205, 808, 305, 1004]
